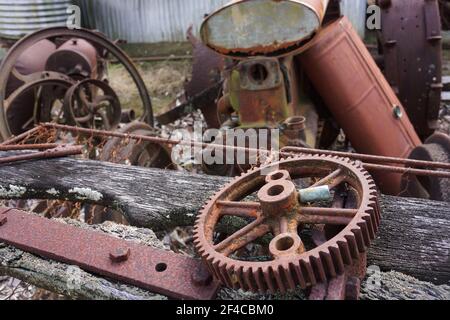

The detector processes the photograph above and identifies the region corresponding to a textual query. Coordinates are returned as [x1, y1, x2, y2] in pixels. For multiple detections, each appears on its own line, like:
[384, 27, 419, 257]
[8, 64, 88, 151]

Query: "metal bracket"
[0, 208, 220, 300]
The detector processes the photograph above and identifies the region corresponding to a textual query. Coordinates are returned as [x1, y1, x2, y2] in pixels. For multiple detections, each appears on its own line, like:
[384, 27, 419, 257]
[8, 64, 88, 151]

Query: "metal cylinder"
[298, 17, 421, 195]
[0, 0, 71, 40]
[45, 38, 98, 79]
[200, 0, 330, 57]
[6, 39, 57, 135]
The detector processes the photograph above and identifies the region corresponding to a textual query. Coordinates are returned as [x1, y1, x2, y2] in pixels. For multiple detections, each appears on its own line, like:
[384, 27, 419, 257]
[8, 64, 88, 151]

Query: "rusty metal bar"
[0, 145, 83, 165]
[0, 143, 59, 151]
[0, 126, 42, 146]
[281, 146, 450, 170]
[40, 123, 450, 179]
[0, 207, 220, 300]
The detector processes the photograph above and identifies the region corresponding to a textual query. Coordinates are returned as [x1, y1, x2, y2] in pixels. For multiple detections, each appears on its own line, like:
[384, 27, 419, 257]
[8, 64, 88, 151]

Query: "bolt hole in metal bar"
[0, 208, 219, 300]
[38, 123, 450, 179]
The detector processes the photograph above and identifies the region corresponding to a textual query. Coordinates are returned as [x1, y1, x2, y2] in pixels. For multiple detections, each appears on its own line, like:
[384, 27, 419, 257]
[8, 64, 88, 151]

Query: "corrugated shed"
[76, 0, 368, 43]
[76, 0, 229, 42]
[340, 0, 367, 38]
[0, 0, 72, 39]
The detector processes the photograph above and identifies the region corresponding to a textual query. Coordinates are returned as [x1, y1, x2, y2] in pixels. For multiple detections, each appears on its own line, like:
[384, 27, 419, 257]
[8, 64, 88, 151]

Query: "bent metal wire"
[39, 123, 450, 180]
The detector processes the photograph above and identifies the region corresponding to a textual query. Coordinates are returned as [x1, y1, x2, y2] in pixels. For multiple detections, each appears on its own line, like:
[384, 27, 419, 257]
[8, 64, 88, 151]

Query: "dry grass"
[107, 60, 192, 117]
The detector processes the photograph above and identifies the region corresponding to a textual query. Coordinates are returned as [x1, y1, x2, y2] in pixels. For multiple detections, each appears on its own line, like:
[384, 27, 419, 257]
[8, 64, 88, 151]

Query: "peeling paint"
[68, 187, 103, 202]
[0, 185, 27, 198]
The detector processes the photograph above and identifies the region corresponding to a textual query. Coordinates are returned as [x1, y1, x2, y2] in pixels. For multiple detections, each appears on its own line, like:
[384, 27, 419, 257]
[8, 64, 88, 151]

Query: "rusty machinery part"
[4, 71, 75, 132]
[184, 26, 224, 129]
[0, 145, 83, 165]
[217, 53, 320, 147]
[86, 121, 174, 225]
[0, 126, 43, 146]
[5, 40, 57, 135]
[440, 0, 450, 29]
[0, 143, 59, 151]
[402, 132, 450, 202]
[308, 252, 366, 300]
[200, 0, 330, 58]
[222, 57, 291, 128]
[63, 79, 122, 131]
[100, 121, 173, 169]
[0, 208, 220, 300]
[45, 38, 100, 80]
[298, 17, 422, 196]
[194, 155, 380, 294]
[0, 27, 153, 141]
[377, 0, 443, 140]
[41, 122, 450, 180]
[156, 81, 223, 126]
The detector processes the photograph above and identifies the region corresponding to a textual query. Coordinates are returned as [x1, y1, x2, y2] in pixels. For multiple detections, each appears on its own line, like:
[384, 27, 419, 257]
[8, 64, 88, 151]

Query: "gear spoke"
[311, 168, 345, 189]
[214, 218, 270, 256]
[216, 201, 261, 219]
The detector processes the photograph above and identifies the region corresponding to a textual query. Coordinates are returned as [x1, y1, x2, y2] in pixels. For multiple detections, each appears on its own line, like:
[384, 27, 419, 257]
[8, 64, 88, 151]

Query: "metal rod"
[0, 145, 83, 165]
[0, 143, 59, 151]
[40, 123, 450, 179]
[0, 127, 42, 146]
[282, 146, 450, 171]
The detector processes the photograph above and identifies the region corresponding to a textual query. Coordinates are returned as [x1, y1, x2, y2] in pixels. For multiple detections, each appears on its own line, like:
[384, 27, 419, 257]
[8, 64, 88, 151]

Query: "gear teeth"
[254, 267, 268, 293]
[291, 262, 307, 288]
[358, 220, 371, 247]
[320, 251, 337, 278]
[263, 266, 277, 293]
[362, 212, 376, 240]
[311, 255, 327, 282]
[281, 264, 297, 291]
[352, 227, 366, 252]
[345, 234, 360, 259]
[273, 267, 287, 294]
[302, 259, 317, 286]
[243, 267, 257, 292]
[222, 262, 236, 289]
[337, 240, 353, 265]
[329, 245, 345, 274]
[235, 267, 247, 290]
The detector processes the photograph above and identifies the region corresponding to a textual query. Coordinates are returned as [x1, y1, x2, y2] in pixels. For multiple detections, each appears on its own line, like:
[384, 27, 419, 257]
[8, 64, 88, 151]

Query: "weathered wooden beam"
[0, 155, 449, 286]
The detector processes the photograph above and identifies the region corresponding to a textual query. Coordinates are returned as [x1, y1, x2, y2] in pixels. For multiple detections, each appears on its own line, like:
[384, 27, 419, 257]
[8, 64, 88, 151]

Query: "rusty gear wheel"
[194, 155, 381, 294]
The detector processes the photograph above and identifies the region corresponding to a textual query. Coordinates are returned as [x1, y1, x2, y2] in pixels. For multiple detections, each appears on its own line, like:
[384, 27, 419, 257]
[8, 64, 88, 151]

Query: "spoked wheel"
[194, 155, 381, 294]
[0, 27, 153, 140]
[63, 79, 122, 130]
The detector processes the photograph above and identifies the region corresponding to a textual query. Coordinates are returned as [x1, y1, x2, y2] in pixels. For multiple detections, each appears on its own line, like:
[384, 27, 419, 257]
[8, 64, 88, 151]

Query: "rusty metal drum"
[200, 0, 330, 58]
[298, 17, 422, 195]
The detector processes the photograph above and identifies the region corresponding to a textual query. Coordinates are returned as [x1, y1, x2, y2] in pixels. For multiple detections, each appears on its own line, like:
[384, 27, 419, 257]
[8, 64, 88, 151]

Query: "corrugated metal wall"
[76, 0, 367, 43]
[76, 0, 229, 42]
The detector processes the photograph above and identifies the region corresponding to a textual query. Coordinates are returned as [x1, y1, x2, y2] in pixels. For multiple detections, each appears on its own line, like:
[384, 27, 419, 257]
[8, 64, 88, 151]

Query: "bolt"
[0, 216, 7, 226]
[393, 105, 403, 119]
[191, 264, 213, 287]
[109, 247, 130, 263]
